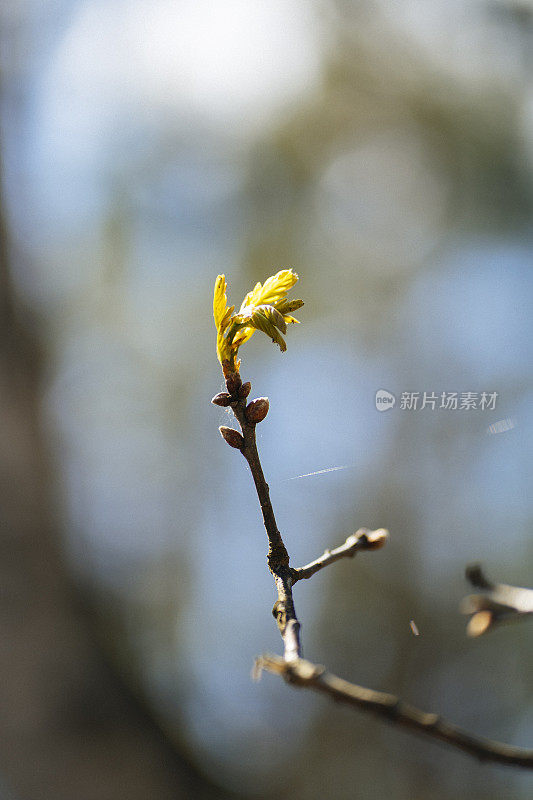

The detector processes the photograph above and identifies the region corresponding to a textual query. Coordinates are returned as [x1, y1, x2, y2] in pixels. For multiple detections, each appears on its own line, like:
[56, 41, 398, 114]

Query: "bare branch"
[291, 528, 388, 583]
[220, 373, 300, 660]
[462, 564, 533, 637]
[214, 372, 533, 770]
[255, 655, 533, 769]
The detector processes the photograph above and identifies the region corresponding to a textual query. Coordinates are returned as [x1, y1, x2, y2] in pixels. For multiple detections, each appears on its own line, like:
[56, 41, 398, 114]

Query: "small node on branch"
[211, 392, 232, 407]
[219, 426, 244, 449]
[245, 397, 269, 423]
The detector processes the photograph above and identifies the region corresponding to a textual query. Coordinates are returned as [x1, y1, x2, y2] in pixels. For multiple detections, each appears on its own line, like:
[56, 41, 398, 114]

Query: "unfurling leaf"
[213, 269, 303, 373]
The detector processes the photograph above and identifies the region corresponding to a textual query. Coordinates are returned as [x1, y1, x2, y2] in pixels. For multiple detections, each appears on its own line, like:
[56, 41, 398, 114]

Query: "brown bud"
[245, 397, 269, 423]
[219, 426, 244, 449]
[467, 610, 493, 638]
[364, 528, 389, 550]
[211, 392, 232, 407]
[238, 381, 251, 399]
[225, 372, 242, 396]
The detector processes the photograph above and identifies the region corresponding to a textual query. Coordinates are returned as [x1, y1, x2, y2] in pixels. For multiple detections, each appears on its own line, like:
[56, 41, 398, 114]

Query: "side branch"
[291, 528, 388, 583]
[461, 564, 533, 637]
[256, 655, 533, 769]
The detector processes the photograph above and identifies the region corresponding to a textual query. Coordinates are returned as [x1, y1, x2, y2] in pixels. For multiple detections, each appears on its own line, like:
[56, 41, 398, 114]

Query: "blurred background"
[1, 0, 532, 798]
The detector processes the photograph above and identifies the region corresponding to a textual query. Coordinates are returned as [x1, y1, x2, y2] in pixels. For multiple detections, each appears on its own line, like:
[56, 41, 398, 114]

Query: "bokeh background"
[1, 1, 532, 798]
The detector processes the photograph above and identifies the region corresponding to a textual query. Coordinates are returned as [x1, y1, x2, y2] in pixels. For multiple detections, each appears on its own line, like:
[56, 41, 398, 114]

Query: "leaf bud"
[219, 426, 244, 449]
[238, 381, 252, 399]
[245, 397, 269, 423]
[211, 392, 232, 407]
[225, 372, 242, 396]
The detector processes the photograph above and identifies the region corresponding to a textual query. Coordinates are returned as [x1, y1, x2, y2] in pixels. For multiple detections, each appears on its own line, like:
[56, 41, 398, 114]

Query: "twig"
[226, 382, 300, 660]
[255, 655, 533, 769]
[215, 373, 533, 769]
[462, 564, 533, 637]
[231, 400, 290, 571]
[291, 528, 388, 583]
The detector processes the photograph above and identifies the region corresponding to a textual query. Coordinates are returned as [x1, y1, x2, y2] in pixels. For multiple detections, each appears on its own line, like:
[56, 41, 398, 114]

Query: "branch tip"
[363, 528, 389, 550]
